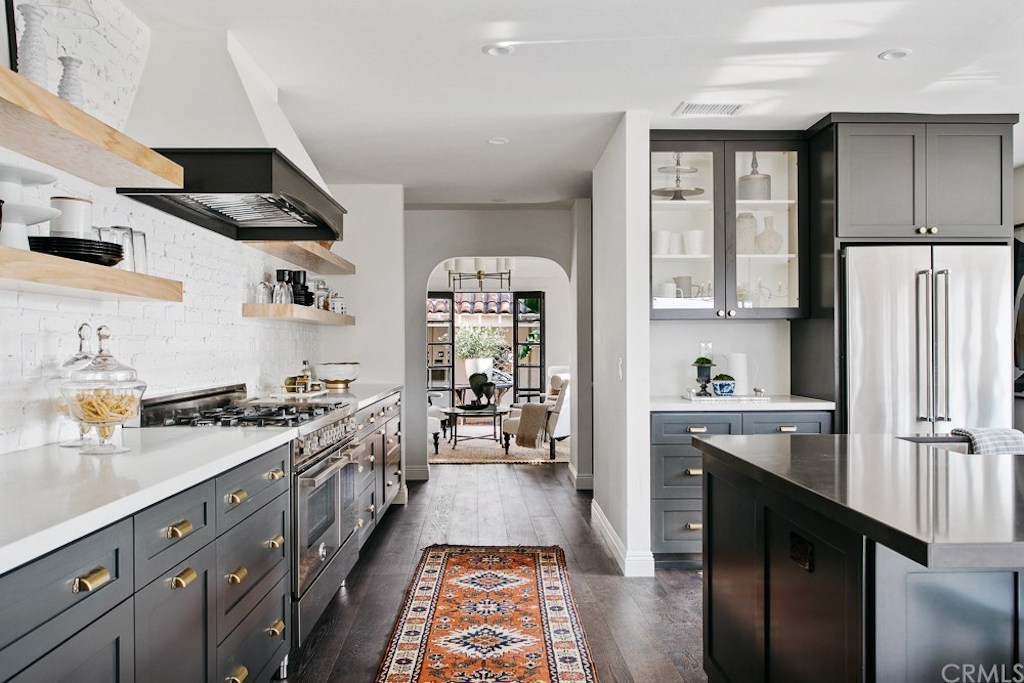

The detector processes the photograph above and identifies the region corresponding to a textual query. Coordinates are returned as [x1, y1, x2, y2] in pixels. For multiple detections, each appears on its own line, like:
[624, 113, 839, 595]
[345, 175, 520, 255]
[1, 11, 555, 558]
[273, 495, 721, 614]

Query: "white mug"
[673, 275, 695, 297]
[683, 230, 705, 256]
[655, 282, 677, 298]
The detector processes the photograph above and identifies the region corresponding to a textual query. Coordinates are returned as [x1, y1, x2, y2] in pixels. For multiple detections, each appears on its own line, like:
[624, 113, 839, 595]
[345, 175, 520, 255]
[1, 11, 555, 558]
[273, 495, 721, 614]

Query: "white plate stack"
[0, 163, 60, 250]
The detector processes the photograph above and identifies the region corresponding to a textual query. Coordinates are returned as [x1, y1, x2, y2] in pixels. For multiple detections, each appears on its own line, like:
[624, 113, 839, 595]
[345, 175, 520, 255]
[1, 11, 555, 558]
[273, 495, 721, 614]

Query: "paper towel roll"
[725, 353, 756, 396]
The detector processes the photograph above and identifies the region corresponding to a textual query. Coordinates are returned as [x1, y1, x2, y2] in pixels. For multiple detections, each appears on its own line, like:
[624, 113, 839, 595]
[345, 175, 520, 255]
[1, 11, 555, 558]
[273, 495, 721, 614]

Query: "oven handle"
[343, 440, 369, 462]
[299, 454, 351, 488]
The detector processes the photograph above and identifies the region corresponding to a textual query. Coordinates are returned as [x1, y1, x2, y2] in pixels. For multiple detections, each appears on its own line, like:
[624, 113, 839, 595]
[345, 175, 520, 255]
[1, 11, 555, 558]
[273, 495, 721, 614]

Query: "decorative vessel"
[755, 215, 783, 254]
[57, 55, 84, 107]
[738, 151, 771, 200]
[17, 4, 49, 88]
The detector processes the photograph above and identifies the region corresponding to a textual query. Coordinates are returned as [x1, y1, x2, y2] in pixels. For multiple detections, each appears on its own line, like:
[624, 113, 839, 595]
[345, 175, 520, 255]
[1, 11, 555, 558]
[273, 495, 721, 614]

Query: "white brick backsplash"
[0, 149, 326, 454]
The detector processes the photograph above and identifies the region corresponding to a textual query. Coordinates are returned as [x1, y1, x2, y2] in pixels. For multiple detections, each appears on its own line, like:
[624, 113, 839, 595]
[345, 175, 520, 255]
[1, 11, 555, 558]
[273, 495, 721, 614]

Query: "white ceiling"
[126, 0, 1024, 205]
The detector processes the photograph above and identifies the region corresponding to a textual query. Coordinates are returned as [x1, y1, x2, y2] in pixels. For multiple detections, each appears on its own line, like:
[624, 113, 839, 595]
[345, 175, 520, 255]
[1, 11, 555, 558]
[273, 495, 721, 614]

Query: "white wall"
[403, 208, 576, 481]
[0, 149, 324, 454]
[591, 111, 653, 576]
[650, 321, 790, 396]
[321, 184, 405, 383]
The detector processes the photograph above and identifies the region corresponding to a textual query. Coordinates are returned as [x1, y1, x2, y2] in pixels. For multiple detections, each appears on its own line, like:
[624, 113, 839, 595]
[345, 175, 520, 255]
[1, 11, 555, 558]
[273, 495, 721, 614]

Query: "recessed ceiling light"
[482, 43, 515, 57]
[487, 137, 510, 145]
[878, 48, 912, 61]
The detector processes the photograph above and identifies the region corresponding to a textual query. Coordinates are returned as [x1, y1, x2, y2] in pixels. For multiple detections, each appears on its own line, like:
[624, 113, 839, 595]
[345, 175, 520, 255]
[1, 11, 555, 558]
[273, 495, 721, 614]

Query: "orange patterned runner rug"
[375, 545, 598, 683]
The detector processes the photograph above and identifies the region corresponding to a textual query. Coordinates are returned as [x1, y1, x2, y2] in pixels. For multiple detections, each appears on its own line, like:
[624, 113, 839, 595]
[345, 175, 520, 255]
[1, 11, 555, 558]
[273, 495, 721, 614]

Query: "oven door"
[294, 448, 353, 596]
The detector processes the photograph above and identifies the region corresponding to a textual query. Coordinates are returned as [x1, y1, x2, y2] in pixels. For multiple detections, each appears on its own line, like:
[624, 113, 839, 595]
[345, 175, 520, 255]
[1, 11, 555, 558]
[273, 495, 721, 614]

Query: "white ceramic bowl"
[316, 362, 360, 388]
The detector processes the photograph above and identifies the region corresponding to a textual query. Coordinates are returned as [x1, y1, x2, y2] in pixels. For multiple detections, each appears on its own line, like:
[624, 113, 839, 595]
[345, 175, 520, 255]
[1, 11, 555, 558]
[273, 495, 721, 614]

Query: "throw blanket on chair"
[950, 427, 1024, 455]
[515, 402, 549, 449]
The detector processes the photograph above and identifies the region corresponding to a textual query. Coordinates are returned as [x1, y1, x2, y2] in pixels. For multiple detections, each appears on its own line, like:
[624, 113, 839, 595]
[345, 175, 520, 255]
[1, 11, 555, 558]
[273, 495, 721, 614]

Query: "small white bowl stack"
[0, 163, 60, 250]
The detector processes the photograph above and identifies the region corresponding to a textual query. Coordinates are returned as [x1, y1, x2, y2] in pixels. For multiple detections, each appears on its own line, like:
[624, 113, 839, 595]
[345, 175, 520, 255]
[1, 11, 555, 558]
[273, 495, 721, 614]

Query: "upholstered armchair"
[502, 376, 570, 459]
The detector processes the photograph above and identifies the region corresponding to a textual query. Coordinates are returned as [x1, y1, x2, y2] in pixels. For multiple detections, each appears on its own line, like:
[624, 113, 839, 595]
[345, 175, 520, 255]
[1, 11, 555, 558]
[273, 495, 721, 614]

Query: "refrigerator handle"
[916, 269, 933, 422]
[934, 269, 951, 422]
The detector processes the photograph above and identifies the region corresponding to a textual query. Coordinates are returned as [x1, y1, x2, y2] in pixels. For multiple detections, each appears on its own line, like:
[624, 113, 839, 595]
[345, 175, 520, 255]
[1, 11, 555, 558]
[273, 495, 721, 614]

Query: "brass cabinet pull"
[356, 518, 365, 529]
[171, 567, 198, 590]
[777, 425, 798, 433]
[72, 566, 111, 594]
[368, 416, 376, 424]
[386, 438, 395, 446]
[685, 468, 703, 476]
[687, 426, 708, 434]
[266, 534, 285, 550]
[357, 464, 365, 473]
[226, 489, 248, 505]
[727, 309, 737, 317]
[166, 519, 194, 540]
[685, 522, 704, 531]
[367, 455, 376, 463]
[225, 665, 249, 683]
[916, 226, 928, 235]
[266, 468, 285, 481]
[716, 309, 725, 317]
[266, 619, 285, 638]
[377, 428, 386, 435]
[366, 504, 376, 514]
[227, 567, 249, 585]
[929, 226, 939, 234]
[387, 480, 395, 487]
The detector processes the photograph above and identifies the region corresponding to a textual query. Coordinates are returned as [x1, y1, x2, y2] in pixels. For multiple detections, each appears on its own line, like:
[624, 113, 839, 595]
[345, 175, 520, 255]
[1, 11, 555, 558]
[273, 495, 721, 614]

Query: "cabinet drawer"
[353, 439, 375, 494]
[651, 412, 742, 445]
[135, 543, 217, 683]
[356, 483, 376, 548]
[134, 481, 216, 586]
[217, 576, 289, 683]
[8, 597, 134, 683]
[216, 491, 289, 643]
[0, 519, 134, 680]
[385, 413, 401, 450]
[652, 499, 703, 554]
[216, 445, 289, 533]
[742, 411, 832, 435]
[382, 459, 402, 508]
[651, 445, 704, 499]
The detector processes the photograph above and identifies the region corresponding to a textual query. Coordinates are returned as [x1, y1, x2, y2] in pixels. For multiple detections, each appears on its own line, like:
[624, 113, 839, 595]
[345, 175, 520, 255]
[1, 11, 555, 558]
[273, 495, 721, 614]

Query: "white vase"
[465, 358, 493, 379]
[57, 55, 84, 107]
[18, 4, 49, 88]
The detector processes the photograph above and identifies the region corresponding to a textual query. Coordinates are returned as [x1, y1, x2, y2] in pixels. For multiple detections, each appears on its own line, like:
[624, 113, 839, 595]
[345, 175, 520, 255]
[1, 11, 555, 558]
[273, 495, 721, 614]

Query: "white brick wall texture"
[13, 0, 149, 130]
[0, 148, 327, 454]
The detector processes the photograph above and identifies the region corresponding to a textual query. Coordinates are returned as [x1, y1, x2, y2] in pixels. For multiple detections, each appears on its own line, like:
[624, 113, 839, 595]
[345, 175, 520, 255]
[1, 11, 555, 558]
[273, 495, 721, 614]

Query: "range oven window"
[305, 476, 337, 547]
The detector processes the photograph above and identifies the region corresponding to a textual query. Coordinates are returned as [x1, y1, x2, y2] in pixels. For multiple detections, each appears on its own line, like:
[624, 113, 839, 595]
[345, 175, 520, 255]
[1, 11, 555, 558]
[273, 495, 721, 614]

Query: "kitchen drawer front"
[382, 459, 402, 509]
[216, 445, 289, 533]
[217, 576, 289, 683]
[8, 597, 134, 683]
[385, 414, 401, 452]
[651, 412, 742, 445]
[651, 445, 704, 499]
[134, 542, 217, 683]
[216, 491, 289, 643]
[0, 519, 133, 679]
[742, 411, 832, 435]
[356, 483, 376, 548]
[134, 480, 216, 586]
[651, 499, 703, 554]
[353, 439, 376, 494]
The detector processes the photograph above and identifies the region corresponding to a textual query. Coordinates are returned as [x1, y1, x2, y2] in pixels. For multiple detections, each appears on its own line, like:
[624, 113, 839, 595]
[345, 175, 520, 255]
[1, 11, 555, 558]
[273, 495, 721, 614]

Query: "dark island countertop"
[694, 434, 1024, 568]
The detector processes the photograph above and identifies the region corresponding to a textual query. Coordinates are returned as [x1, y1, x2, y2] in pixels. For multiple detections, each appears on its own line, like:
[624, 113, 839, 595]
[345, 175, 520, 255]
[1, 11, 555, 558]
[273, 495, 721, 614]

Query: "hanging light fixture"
[447, 257, 513, 291]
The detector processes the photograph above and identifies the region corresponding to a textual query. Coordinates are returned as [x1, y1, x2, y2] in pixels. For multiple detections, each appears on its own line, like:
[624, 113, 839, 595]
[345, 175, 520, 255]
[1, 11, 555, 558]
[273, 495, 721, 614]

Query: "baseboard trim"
[404, 464, 430, 481]
[590, 500, 655, 577]
[568, 463, 594, 490]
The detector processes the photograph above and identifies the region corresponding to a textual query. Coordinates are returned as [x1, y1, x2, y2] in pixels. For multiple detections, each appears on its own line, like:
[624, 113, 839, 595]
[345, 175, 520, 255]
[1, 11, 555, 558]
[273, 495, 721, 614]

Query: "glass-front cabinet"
[650, 135, 806, 320]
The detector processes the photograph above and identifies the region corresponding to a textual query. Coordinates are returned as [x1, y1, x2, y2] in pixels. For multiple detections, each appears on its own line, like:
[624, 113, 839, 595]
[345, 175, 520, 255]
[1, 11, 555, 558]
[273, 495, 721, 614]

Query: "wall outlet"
[21, 335, 40, 378]
[700, 341, 713, 360]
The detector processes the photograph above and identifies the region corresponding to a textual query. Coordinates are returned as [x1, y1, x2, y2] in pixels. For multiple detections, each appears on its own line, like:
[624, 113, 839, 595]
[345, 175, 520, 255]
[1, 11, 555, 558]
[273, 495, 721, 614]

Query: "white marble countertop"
[650, 394, 837, 412]
[0, 426, 295, 575]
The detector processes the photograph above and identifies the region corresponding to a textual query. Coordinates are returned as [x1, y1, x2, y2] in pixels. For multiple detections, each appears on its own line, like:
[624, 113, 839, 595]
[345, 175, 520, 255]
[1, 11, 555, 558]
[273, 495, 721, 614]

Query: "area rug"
[429, 423, 570, 465]
[374, 545, 598, 683]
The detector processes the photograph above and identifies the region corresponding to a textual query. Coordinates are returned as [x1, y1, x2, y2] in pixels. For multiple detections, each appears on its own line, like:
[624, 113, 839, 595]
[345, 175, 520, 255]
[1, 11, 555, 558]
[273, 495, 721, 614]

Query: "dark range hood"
[118, 149, 345, 241]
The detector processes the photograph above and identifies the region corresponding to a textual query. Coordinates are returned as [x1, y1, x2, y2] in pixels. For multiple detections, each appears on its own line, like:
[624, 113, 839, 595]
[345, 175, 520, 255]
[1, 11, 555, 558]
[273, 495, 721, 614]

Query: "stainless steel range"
[140, 384, 365, 646]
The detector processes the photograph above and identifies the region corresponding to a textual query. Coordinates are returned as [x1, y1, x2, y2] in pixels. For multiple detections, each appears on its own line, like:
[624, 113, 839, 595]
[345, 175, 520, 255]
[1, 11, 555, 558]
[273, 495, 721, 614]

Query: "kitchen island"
[695, 434, 1024, 683]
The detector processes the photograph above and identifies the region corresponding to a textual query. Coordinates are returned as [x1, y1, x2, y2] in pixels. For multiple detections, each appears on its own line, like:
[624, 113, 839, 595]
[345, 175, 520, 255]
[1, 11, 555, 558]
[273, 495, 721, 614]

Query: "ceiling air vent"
[671, 102, 744, 118]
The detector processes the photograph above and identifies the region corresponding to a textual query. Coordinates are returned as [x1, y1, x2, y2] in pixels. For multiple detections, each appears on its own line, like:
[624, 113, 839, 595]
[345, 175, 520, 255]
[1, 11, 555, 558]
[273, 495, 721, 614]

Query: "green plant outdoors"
[517, 329, 541, 361]
[454, 326, 508, 361]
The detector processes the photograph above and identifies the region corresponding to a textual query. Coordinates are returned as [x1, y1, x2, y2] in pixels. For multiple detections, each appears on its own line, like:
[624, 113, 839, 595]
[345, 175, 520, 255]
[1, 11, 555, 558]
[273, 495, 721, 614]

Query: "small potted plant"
[692, 356, 716, 396]
[455, 326, 508, 380]
[711, 373, 736, 396]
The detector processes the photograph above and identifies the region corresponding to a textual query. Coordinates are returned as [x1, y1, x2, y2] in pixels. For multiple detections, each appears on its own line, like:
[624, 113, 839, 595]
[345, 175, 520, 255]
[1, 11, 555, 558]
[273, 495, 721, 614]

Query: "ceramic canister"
[683, 230, 705, 256]
[50, 196, 93, 238]
[652, 230, 671, 255]
[725, 352, 758, 396]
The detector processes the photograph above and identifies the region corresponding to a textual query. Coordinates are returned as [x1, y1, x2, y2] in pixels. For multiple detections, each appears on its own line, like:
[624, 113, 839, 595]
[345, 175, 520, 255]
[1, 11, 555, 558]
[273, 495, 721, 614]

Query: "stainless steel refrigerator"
[845, 245, 1012, 435]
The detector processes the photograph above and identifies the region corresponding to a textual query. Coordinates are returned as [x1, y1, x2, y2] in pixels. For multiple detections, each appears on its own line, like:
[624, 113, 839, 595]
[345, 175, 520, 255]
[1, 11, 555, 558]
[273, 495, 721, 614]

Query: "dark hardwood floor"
[286, 463, 706, 683]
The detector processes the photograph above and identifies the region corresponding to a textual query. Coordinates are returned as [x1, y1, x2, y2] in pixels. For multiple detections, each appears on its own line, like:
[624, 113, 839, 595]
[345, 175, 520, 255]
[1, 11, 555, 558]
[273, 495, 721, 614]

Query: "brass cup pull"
[685, 522, 704, 531]
[366, 504, 376, 513]
[171, 567, 198, 590]
[227, 567, 249, 585]
[266, 619, 286, 638]
[225, 665, 249, 683]
[777, 425, 798, 433]
[166, 519, 194, 540]
[356, 518, 365, 529]
[266, 534, 285, 550]
[226, 489, 248, 505]
[266, 468, 285, 481]
[687, 426, 708, 434]
[72, 566, 111, 594]
[685, 468, 703, 476]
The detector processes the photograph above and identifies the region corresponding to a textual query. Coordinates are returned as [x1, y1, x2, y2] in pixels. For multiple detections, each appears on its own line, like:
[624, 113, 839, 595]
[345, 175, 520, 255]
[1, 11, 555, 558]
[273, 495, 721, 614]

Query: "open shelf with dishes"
[0, 245, 183, 301]
[241, 303, 355, 325]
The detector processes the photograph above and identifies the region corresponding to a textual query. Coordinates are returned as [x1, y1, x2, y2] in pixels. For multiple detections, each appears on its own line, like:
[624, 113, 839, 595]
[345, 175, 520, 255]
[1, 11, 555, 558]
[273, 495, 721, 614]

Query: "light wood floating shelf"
[241, 303, 355, 326]
[0, 246, 183, 302]
[243, 241, 356, 275]
[0, 68, 183, 189]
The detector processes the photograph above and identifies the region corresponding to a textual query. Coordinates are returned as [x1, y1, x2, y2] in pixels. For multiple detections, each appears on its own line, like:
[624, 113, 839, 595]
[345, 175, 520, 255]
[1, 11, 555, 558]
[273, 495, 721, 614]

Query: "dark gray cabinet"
[834, 119, 1013, 239]
[650, 410, 831, 555]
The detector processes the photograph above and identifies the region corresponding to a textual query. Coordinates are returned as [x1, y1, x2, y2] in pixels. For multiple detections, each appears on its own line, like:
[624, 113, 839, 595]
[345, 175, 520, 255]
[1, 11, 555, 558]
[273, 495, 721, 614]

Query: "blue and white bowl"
[711, 380, 736, 396]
